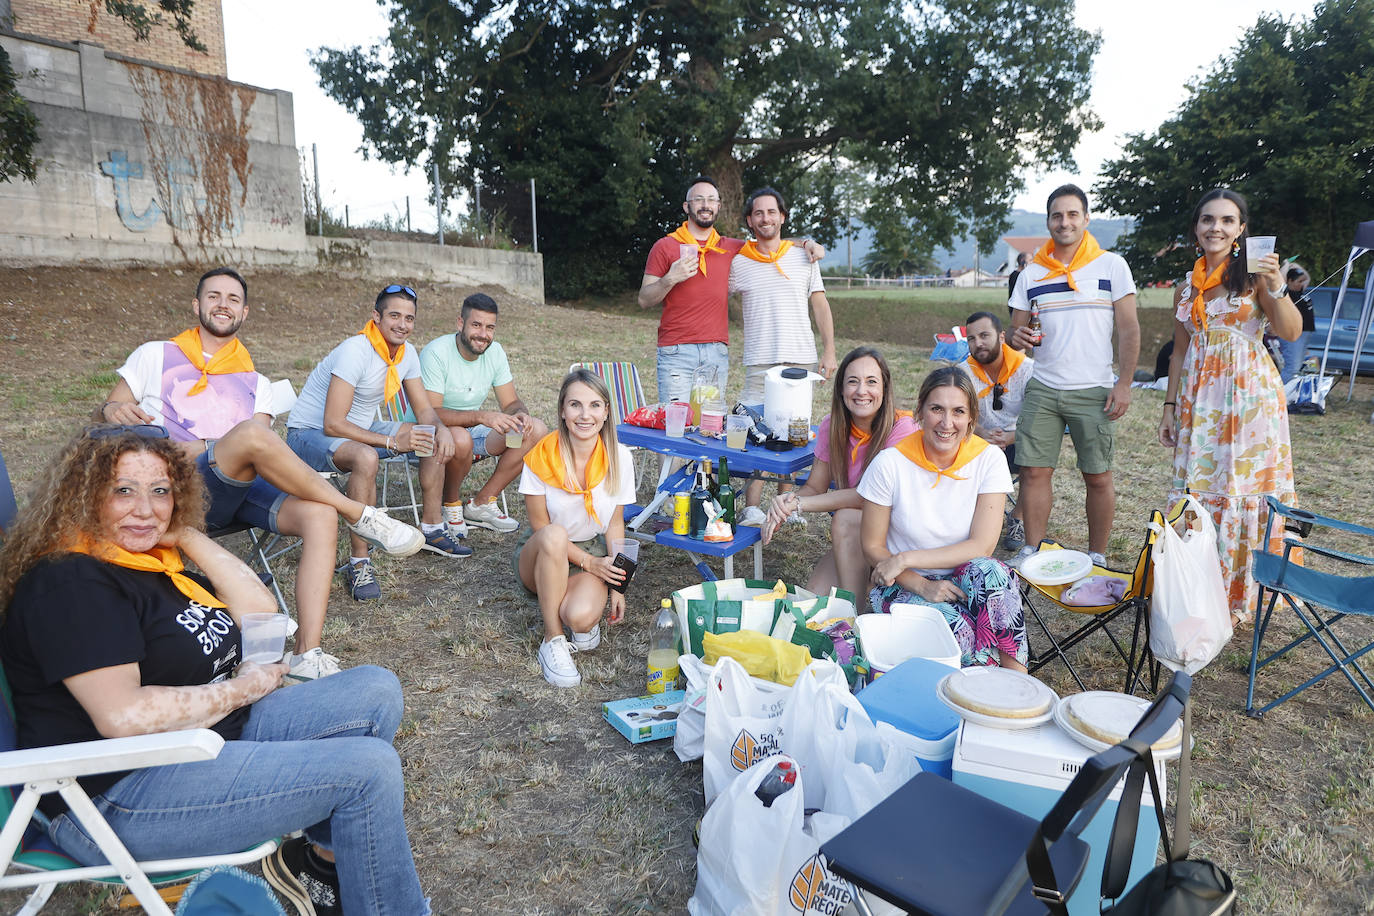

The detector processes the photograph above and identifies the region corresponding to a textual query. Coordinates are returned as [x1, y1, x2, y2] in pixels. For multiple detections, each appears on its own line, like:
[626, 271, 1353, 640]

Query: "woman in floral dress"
[1159, 188, 1303, 625]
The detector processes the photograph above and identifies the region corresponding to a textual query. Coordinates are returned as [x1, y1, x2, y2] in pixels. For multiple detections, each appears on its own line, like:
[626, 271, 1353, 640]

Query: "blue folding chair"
[0, 450, 17, 534]
[1246, 497, 1374, 716]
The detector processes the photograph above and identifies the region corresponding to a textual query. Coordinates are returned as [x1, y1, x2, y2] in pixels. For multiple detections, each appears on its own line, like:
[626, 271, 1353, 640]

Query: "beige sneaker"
[464, 498, 519, 533]
[348, 506, 424, 556]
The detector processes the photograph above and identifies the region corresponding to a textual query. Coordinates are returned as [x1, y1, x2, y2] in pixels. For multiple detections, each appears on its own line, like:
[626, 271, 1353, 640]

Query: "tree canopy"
[314, 0, 1101, 297]
[1095, 0, 1374, 284]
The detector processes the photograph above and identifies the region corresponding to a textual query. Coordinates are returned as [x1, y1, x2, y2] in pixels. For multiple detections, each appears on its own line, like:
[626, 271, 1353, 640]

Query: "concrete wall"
[9, 0, 227, 75]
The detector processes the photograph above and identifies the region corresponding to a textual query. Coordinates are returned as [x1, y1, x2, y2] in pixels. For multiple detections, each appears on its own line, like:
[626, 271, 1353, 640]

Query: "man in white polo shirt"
[728, 186, 837, 524]
[1008, 184, 1139, 566]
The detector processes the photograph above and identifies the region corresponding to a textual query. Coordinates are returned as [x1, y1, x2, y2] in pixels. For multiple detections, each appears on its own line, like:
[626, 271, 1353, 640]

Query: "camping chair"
[568, 360, 654, 494]
[0, 665, 278, 915]
[1021, 508, 1174, 697]
[0, 449, 16, 534]
[1246, 497, 1374, 716]
[821, 672, 1191, 916]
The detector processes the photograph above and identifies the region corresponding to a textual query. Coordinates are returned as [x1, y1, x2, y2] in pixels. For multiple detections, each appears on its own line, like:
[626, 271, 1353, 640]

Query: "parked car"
[1304, 284, 1374, 376]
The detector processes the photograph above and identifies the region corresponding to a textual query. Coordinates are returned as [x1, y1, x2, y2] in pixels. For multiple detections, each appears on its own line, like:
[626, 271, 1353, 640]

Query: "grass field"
[0, 269, 1370, 914]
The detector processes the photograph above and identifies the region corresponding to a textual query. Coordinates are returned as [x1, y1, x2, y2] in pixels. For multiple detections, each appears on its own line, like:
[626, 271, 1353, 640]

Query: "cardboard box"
[602, 691, 686, 744]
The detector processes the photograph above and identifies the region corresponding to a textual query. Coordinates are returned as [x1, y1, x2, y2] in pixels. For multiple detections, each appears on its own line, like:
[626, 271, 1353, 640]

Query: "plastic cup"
[240, 612, 289, 664]
[680, 243, 697, 263]
[1246, 236, 1276, 274]
[665, 401, 689, 438]
[725, 414, 750, 450]
[505, 424, 523, 450]
[412, 424, 435, 457]
[608, 539, 640, 594]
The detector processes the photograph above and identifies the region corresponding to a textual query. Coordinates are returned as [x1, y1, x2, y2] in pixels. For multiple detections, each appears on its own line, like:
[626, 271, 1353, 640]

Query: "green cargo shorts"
[1013, 378, 1114, 474]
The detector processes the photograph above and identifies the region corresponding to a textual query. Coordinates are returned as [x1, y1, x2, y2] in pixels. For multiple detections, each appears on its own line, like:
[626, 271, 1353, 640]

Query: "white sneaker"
[570, 625, 600, 652]
[349, 506, 424, 556]
[1089, 551, 1107, 568]
[538, 635, 581, 687]
[737, 505, 767, 527]
[1009, 545, 1036, 569]
[445, 519, 470, 540]
[464, 498, 519, 533]
[286, 647, 343, 682]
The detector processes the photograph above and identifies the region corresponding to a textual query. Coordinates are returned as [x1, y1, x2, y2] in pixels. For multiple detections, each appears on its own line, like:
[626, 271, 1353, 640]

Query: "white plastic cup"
[725, 414, 750, 450]
[679, 243, 697, 263]
[1246, 236, 1276, 274]
[665, 401, 689, 438]
[612, 539, 640, 563]
[505, 422, 523, 450]
[240, 613, 290, 664]
[412, 424, 435, 457]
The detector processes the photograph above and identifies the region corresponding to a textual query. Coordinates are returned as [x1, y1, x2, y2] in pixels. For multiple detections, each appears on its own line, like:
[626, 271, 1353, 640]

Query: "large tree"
[1096, 0, 1374, 284]
[314, 0, 1100, 297]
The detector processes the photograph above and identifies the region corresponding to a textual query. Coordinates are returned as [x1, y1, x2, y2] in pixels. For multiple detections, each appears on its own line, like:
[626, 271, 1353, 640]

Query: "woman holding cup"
[517, 369, 635, 688]
[0, 425, 432, 913]
[1159, 188, 1302, 626]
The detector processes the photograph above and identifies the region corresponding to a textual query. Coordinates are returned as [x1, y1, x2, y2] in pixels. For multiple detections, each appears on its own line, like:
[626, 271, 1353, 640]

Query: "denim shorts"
[468, 424, 496, 458]
[197, 442, 288, 532]
[657, 342, 729, 403]
[286, 420, 403, 474]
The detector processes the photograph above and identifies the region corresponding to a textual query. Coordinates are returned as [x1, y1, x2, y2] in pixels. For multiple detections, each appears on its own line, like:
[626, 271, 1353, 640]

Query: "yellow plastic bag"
[702, 630, 813, 686]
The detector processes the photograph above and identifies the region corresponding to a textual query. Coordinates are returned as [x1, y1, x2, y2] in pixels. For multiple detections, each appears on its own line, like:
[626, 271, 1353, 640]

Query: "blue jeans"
[1277, 331, 1311, 383]
[286, 421, 403, 474]
[49, 666, 428, 915]
[657, 342, 729, 403]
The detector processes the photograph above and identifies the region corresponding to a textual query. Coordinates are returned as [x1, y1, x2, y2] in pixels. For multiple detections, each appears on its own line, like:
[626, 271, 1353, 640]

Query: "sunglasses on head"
[992, 383, 1005, 412]
[382, 284, 417, 299]
[84, 424, 170, 441]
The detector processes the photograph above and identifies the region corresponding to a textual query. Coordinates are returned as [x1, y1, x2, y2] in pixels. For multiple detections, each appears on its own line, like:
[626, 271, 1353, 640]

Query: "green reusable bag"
[686, 598, 743, 657]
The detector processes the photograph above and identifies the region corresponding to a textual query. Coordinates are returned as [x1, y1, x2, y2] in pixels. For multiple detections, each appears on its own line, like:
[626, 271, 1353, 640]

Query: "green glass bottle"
[716, 456, 736, 529]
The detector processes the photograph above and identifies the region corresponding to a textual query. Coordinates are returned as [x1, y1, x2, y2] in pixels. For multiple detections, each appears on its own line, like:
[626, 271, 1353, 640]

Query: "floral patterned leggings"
[869, 556, 1026, 667]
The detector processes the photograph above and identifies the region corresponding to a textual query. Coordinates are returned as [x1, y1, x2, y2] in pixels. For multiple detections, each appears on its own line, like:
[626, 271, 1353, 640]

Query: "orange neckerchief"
[169, 328, 255, 397]
[738, 239, 794, 278]
[893, 430, 990, 489]
[66, 537, 226, 609]
[1188, 256, 1230, 332]
[849, 410, 913, 465]
[1032, 231, 1105, 291]
[359, 319, 405, 404]
[669, 222, 728, 276]
[965, 344, 1027, 399]
[523, 432, 609, 526]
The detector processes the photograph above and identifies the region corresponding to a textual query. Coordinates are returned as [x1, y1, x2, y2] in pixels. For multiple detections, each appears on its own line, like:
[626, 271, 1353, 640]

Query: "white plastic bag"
[1149, 496, 1233, 674]
[674, 654, 714, 763]
[778, 660, 867, 810]
[703, 657, 791, 806]
[689, 754, 854, 916]
[823, 721, 921, 824]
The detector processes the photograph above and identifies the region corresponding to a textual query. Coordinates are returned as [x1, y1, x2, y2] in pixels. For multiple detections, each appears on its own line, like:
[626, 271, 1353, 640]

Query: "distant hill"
[820, 209, 1133, 275]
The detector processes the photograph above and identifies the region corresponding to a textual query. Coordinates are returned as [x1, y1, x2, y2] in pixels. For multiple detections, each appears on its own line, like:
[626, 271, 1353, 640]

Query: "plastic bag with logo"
[689, 754, 855, 916]
[777, 659, 863, 811]
[703, 656, 792, 806]
[1149, 496, 1233, 674]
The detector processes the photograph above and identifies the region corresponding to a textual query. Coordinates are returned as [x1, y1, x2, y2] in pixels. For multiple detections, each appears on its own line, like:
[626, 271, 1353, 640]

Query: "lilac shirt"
[813, 413, 918, 489]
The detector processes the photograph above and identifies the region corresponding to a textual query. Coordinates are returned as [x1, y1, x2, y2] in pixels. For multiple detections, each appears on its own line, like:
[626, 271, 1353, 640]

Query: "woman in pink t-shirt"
[762, 347, 915, 611]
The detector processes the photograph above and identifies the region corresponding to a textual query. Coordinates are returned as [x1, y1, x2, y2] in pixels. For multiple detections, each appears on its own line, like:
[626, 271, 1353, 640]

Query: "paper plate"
[936, 667, 1058, 729]
[1019, 549, 1094, 586]
[1054, 691, 1183, 759]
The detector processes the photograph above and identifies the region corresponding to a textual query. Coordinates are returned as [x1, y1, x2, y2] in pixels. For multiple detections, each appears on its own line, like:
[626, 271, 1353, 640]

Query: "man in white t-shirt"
[287, 284, 460, 597]
[415, 293, 548, 539]
[1007, 185, 1140, 566]
[98, 268, 423, 678]
[728, 186, 838, 523]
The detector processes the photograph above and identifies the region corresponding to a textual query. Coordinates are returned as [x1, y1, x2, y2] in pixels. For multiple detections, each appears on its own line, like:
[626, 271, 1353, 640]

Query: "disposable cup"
[412, 424, 435, 457]
[680, 243, 697, 263]
[609, 539, 639, 594]
[611, 539, 640, 563]
[1246, 236, 1276, 274]
[505, 426, 523, 450]
[240, 613, 289, 665]
[665, 401, 689, 438]
[725, 415, 750, 450]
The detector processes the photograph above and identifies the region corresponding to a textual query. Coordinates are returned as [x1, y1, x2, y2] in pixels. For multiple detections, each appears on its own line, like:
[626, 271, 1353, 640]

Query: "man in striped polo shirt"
[1007, 184, 1140, 567]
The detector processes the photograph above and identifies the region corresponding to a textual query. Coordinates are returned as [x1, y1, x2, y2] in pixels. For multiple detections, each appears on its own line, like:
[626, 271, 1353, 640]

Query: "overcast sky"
[222, 0, 1318, 232]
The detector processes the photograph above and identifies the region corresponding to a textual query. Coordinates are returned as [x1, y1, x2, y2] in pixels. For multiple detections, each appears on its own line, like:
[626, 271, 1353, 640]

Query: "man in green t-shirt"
[416, 293, 548, 538]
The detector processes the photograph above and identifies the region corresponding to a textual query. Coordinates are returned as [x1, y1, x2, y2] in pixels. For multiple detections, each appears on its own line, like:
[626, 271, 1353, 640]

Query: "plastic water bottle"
[754, 760, 797, 807]
[647, 599, 680, 694]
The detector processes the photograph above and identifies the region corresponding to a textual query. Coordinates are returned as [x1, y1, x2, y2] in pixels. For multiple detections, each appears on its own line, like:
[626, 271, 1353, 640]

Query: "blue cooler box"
[953, 721, 1164, 916]
[855, 658, 961, 778]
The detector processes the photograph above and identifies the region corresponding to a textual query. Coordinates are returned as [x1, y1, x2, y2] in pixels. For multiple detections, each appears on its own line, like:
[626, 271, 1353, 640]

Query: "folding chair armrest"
[0, 729, 223, 785]
[1266, 496, 1374, 540]
[1287, 538, 1374, 568]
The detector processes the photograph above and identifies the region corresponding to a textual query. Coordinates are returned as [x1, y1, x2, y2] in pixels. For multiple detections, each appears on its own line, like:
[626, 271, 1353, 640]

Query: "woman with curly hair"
[0, 425, 430, 915]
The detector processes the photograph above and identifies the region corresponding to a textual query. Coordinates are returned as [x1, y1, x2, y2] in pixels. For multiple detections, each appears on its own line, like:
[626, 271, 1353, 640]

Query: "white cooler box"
[953, 721, 1164, 916]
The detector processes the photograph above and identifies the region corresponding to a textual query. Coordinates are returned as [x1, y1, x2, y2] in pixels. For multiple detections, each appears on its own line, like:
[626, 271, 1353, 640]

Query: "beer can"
[672, 491, 690, 535]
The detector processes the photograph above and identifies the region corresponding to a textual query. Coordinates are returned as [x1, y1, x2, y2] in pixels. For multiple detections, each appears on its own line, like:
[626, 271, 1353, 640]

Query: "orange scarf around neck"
[893, 430, 990, 489]
[359, 319, 405, 404]
[169, 328, 255, 397]
[523, 432, 609, 526]
[1188, 256, 1230, 332]
[738, 239, 794, 278]
[848, 410, 913, 466]
[965, 344, 1027, 400]
[67, 538, 225, 608]
[1032, 231, 1104, 291]
[669, 223, 728, 276]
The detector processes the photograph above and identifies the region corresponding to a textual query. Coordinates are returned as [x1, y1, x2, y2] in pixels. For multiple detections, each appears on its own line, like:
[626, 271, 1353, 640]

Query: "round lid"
[780, 367, 808, 380]
[1062, 692, 1183, 750]
[940, 667, 1056, 719]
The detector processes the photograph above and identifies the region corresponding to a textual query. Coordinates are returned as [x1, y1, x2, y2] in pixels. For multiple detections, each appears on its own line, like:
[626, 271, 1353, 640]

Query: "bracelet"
[1268, 285, 1286, 297]
[1163, 401, 1176, 407]
[385, 435, 396, 455]
[99, 400, 119, 419]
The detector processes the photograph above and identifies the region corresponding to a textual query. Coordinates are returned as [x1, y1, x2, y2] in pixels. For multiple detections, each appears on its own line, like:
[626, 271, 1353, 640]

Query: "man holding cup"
[287, 284, 464, 582]
[413, 293, 548, 540]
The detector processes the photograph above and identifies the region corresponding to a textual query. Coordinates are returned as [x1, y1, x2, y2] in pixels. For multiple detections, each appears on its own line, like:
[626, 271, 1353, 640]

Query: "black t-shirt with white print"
[1, 553, 248, 813]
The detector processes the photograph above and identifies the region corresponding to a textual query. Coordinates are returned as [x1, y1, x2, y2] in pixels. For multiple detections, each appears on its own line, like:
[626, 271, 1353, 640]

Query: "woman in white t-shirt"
[518, 370, 634, 688]
[858, 366, 1027, 669]
[761, 347, 916, 611]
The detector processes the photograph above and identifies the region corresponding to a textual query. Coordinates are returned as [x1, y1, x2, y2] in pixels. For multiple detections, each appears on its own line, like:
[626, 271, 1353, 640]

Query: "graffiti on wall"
[100, 149, 235, 233]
